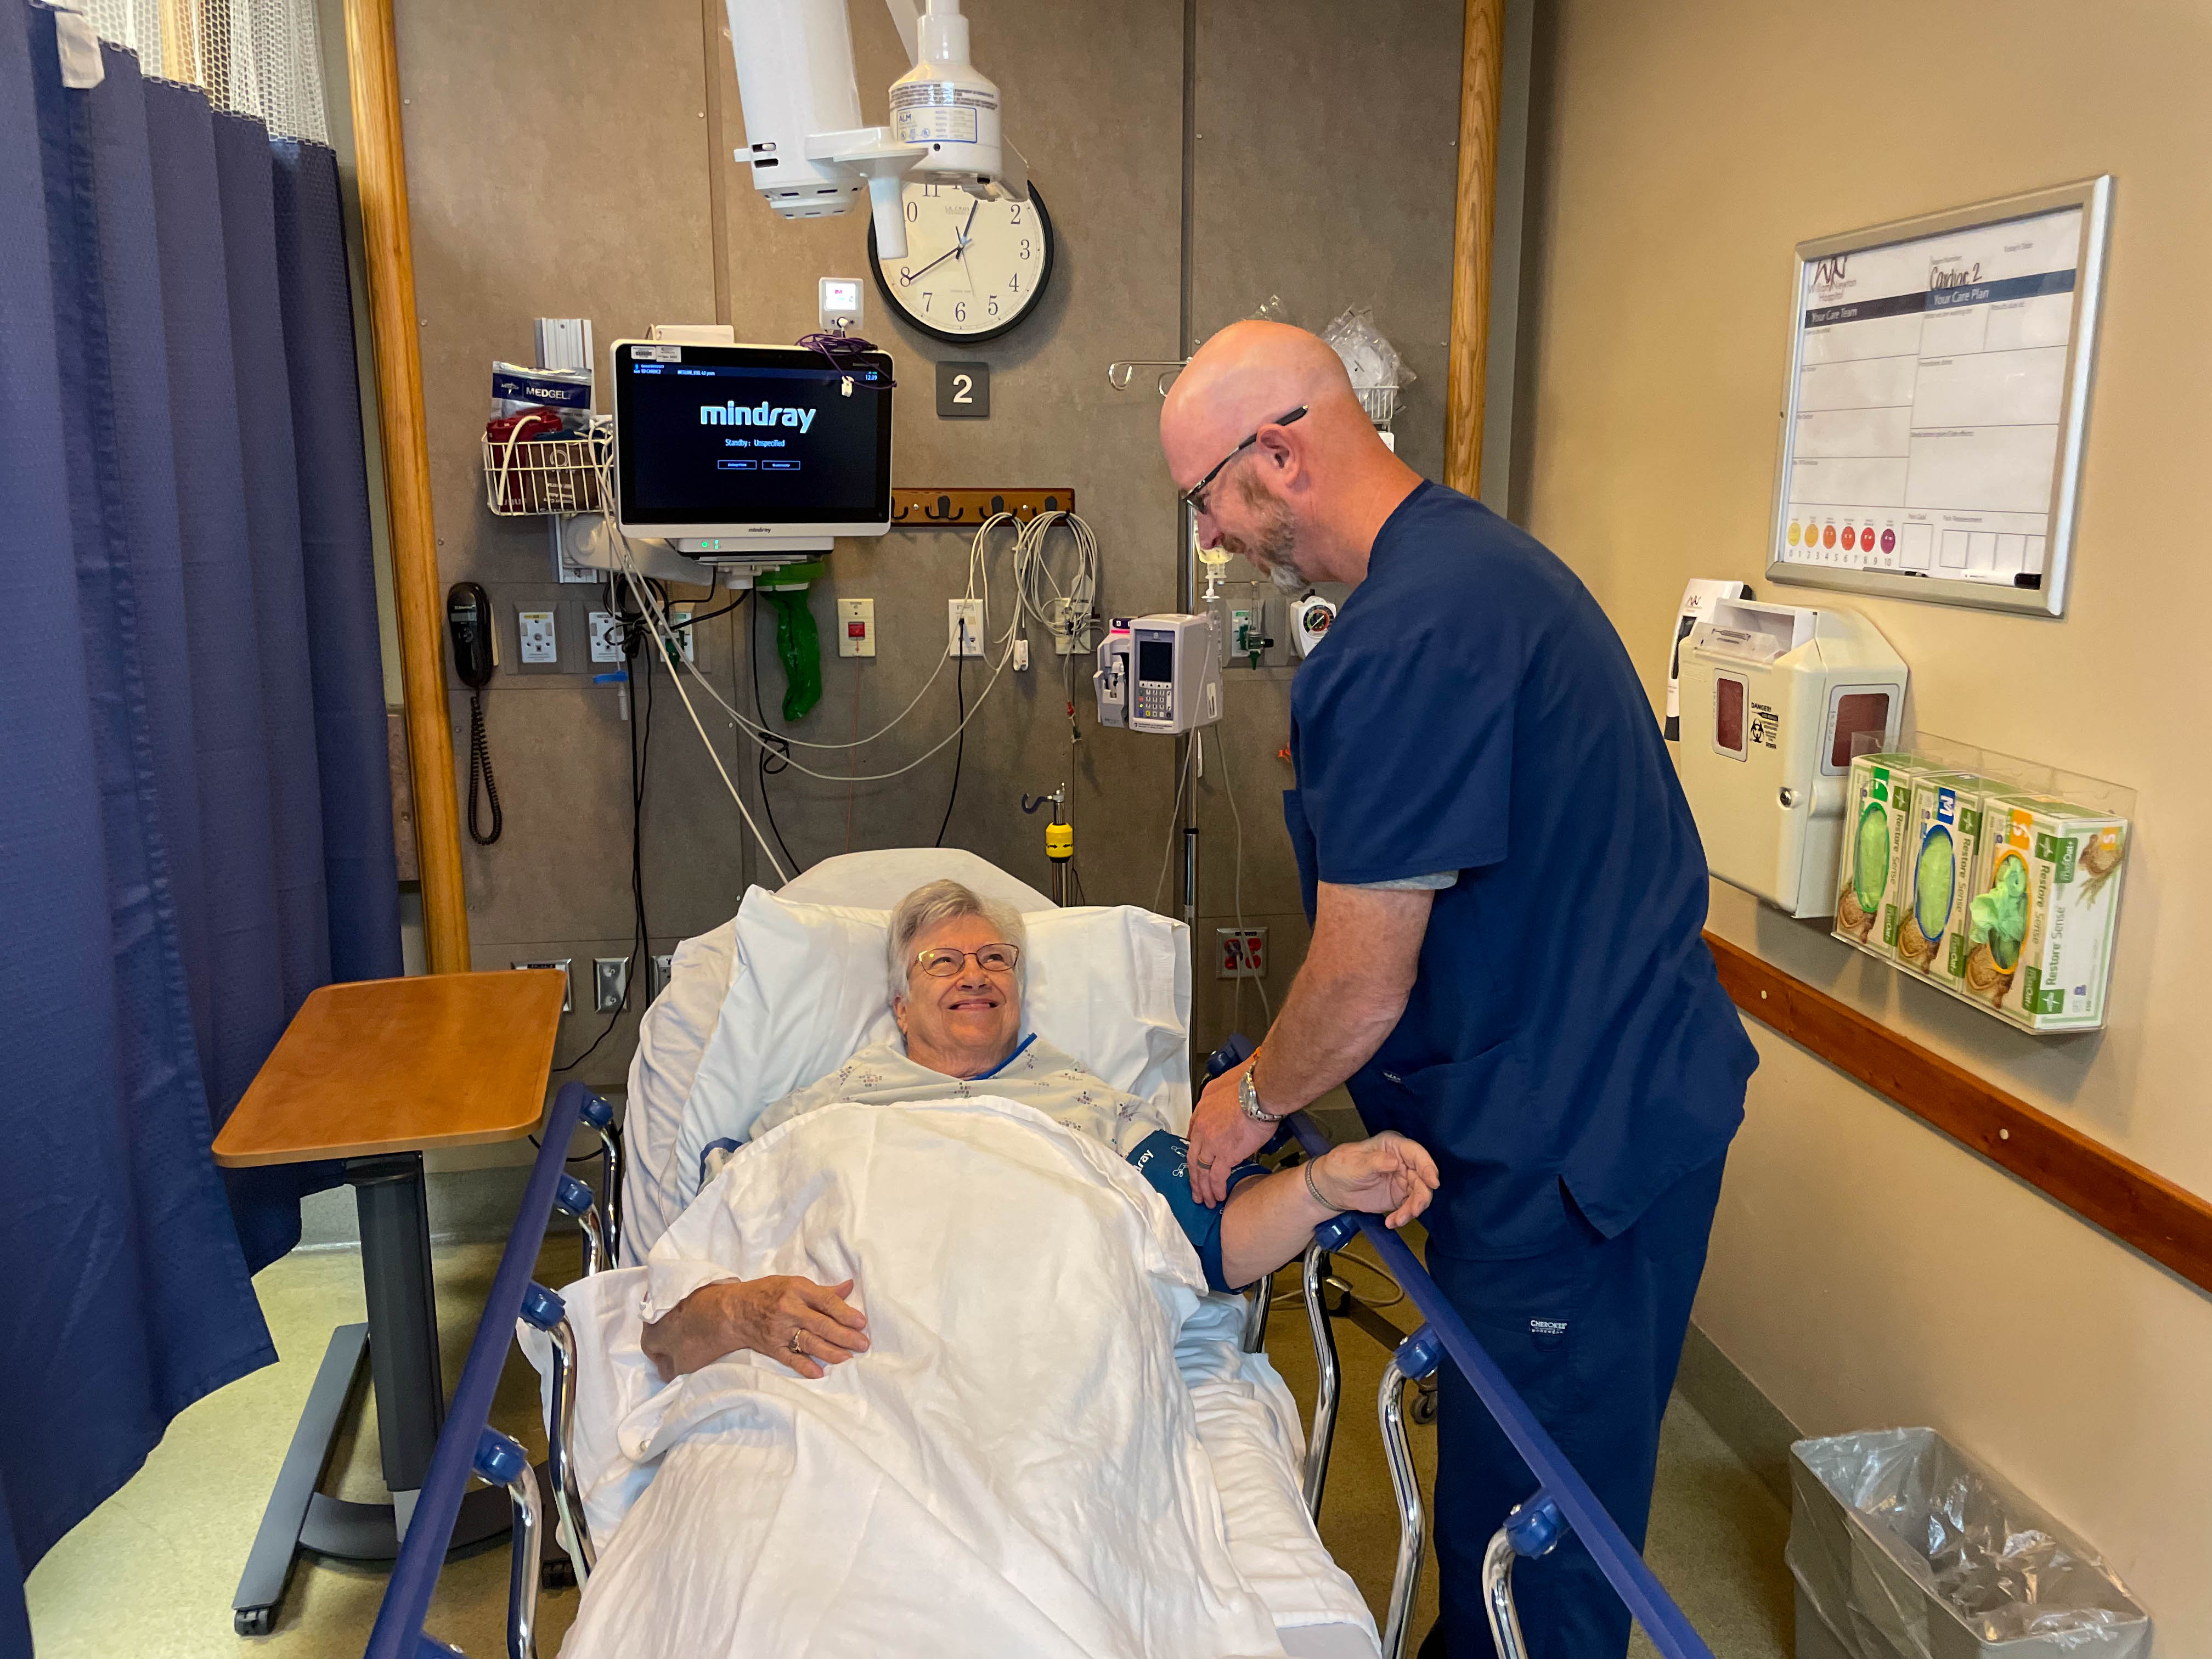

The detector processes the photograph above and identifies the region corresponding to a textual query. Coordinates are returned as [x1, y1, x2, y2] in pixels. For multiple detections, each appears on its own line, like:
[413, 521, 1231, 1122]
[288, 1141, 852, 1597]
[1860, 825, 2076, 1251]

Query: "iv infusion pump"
[1094, 614, 1223, 735]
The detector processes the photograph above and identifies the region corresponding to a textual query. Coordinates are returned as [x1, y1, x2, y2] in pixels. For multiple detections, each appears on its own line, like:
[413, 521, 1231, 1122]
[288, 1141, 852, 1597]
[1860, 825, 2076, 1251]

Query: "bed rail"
[1284, 1110, 1716, 1659]
[361, 1082, 608, 1659]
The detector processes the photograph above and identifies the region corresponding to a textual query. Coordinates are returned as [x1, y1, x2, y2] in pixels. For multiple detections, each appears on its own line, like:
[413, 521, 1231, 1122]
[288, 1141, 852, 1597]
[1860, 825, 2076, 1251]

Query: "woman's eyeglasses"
[915, 943, 1022, 978]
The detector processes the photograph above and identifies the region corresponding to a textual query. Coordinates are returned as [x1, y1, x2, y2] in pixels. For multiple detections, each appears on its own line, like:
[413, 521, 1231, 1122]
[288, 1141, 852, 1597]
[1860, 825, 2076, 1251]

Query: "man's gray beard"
[1224, 486, 1309, 590]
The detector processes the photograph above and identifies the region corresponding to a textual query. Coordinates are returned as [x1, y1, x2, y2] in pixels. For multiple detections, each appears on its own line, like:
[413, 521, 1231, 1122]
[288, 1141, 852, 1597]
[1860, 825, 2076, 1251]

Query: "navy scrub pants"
[1416, 1154, 1727, 1659]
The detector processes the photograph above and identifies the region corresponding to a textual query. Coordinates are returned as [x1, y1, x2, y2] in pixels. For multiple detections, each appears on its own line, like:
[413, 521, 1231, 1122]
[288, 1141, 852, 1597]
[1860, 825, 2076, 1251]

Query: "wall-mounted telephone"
[447, 582, 503, 844]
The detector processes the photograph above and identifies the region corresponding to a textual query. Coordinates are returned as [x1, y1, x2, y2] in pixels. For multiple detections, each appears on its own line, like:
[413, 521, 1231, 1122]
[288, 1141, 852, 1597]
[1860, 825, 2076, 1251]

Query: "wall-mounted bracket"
[889, 488, 1076, 527]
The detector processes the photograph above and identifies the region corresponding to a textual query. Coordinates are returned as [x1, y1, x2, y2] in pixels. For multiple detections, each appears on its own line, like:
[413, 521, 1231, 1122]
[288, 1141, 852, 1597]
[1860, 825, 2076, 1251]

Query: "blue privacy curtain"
[0, 0, 400, 1635]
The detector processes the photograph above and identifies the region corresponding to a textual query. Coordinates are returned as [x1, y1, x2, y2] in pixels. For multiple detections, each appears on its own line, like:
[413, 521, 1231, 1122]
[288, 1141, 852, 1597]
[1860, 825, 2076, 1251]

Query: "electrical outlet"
[664, 605, 697, 664]
[837, 597, 876, 658]
[947, 599, 983, 658]
[650, 953, 674, 1001]
[512, 958, 573, 1011]
[592, 956, 630, 1012]
[517, 610, 558, 664]
[1215, 928, 1267, 980]
[1050, 596, 1094, 654]
[1013, 637, 1031, 671]
[588, 611, 626, 664]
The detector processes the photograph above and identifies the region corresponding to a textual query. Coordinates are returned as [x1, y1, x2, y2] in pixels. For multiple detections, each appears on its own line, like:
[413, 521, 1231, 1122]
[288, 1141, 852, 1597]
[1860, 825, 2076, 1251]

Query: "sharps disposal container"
[1789, 1428, 2148, 1659]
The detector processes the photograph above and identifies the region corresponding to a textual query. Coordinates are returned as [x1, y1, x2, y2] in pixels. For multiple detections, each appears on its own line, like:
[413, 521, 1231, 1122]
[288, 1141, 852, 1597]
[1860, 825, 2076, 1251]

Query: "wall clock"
[868, 181, 1054, 344]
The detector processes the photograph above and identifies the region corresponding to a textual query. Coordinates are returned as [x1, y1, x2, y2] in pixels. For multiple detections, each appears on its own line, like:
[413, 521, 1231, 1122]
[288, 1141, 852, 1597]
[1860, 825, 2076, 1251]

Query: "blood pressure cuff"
[1125, 1131, 1269, 1293]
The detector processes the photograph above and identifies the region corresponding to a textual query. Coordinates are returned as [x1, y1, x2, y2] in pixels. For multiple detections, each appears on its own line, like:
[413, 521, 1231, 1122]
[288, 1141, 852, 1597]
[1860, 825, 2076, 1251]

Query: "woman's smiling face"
[894, 912, 1022, 1074]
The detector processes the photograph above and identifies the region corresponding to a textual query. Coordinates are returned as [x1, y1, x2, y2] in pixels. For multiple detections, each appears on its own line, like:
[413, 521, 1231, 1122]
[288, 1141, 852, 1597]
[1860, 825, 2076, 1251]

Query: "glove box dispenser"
[1677, 598, 1907, 918]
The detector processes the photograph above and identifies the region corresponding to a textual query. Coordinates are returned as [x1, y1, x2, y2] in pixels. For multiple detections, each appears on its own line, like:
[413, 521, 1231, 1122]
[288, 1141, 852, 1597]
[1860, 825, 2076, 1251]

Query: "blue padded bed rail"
[362, 1081, 586, 1659]
[1285, 1105, 1716, 1659]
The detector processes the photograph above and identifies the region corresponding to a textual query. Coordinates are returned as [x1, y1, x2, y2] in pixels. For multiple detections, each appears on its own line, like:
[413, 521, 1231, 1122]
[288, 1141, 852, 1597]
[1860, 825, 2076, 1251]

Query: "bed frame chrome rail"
[1300, 1215, 1359, 1515]
[471, 1429, 544, 1659]
[517, 1284, 596, 1584]
[576, 1092, 625, 1266]
[1378, 1324, 1444, 1659]
[1483, 1493, 1567, 1659]
[555, 1171, 608, 1278]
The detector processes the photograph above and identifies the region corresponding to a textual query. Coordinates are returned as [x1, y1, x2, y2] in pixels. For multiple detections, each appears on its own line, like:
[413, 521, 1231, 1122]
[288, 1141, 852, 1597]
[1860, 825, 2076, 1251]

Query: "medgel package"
[1834, 753, 1918, 958]
[1897, 772, 1983, 986]
[491, 360, 592, 432]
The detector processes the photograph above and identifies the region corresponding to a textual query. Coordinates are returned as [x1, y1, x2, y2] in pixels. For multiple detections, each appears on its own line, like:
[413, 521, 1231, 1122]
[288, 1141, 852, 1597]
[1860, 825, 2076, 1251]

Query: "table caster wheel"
[541, 1556, 577, 1590]
[235, 1606, 275, 1637]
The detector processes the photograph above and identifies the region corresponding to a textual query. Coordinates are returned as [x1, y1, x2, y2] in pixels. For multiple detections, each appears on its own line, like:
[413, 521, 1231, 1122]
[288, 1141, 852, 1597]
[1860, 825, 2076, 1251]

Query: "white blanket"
[561, 1097, 1312, 1658]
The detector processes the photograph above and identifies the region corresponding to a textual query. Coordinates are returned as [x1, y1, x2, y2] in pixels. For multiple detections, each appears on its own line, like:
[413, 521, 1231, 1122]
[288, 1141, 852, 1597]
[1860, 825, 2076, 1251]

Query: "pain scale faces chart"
[1767, 178, 2111, 618]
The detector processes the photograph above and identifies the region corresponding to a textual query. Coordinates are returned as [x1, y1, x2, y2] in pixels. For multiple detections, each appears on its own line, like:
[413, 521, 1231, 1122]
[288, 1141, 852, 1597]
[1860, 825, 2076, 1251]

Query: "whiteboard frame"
[1765, 176, 2112, 619]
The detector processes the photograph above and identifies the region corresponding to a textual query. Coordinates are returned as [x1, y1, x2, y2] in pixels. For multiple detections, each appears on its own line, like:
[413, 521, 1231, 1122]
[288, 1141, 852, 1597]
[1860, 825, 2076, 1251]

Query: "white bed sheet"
[531, 1233, 1375, 1652]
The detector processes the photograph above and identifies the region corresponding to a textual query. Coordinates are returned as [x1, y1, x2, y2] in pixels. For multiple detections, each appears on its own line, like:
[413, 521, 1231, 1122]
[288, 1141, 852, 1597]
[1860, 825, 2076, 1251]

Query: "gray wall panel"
[394, 0, 1464, 1080]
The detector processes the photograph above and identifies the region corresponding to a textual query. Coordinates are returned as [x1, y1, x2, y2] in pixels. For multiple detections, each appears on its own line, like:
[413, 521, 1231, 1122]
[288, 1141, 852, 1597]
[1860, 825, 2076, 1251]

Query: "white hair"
[886, 879, 1026, 1001]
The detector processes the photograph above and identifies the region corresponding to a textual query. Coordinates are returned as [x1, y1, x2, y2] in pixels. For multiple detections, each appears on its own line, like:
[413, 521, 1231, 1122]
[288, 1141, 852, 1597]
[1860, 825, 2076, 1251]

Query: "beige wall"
[388, 0, 1463, 1086]
[1520, 0, 2212, 1643]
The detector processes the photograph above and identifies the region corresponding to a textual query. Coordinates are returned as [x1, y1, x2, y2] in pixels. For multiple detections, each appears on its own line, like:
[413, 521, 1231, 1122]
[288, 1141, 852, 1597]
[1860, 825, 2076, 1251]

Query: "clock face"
[868, 182, 1054, 344]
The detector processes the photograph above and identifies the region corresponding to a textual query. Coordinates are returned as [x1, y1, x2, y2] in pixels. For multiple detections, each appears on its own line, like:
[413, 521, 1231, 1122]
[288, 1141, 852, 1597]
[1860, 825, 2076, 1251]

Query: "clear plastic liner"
[1790, 1429, 2148, 1657]
[1319, 306, 1414, 428]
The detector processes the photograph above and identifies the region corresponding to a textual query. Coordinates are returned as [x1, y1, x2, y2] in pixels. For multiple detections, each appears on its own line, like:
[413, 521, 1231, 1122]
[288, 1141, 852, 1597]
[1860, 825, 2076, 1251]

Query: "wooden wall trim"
[1443, 0, 1507, 496]
[1707, 931, 2212, 1296]
[344, 0, 470, 974]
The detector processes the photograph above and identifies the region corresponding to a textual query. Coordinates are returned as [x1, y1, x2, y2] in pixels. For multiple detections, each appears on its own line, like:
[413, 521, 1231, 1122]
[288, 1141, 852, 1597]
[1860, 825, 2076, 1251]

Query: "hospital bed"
[357, 850, 1722, 1659]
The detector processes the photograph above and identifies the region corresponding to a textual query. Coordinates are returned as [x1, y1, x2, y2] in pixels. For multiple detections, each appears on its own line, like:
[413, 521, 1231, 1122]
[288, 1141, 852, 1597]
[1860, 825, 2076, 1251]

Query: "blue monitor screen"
[613, 343, 893, 526]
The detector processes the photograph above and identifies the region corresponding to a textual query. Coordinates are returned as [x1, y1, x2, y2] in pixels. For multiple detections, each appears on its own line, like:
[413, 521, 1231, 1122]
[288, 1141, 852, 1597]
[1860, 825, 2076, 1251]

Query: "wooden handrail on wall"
[1707, 932, 2212, 1296]
[345, 0, 469, 974]
[1443, 0, 1508, 498]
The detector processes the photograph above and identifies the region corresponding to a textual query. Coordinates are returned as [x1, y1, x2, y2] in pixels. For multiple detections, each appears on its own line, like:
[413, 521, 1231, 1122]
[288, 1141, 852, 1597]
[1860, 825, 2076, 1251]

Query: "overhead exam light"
[725, 0, 1030, 262]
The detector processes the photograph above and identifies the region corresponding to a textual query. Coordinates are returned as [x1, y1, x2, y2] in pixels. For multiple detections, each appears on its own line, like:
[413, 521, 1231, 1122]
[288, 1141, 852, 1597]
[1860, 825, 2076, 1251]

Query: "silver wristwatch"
[1239, 1061, 1287, 1124]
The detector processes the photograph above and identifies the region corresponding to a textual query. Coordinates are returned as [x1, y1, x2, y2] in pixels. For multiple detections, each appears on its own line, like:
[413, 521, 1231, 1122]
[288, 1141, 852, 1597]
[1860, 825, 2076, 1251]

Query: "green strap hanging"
[763, 586, 822, 723]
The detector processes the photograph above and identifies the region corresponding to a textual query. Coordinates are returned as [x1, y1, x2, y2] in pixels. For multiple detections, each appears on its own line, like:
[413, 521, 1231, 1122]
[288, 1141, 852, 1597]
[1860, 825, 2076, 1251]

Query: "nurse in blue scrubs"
[1160, 323, 1758, 1659]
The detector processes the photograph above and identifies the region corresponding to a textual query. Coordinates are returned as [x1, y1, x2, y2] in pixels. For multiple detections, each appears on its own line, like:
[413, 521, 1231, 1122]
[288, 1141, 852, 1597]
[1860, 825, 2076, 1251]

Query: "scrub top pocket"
[1385, 1037, 1570, 1257]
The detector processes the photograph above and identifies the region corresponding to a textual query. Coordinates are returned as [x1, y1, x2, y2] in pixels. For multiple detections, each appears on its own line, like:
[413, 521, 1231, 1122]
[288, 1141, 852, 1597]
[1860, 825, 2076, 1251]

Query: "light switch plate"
[512, 958, 573, 1011]
[592, 956, 630, 1012]
[837, 597, 876, 658]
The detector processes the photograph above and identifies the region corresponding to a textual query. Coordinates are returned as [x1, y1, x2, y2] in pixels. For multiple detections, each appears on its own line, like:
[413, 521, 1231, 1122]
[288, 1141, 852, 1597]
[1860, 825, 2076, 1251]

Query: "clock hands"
[899, 198, 986, 289]
[898, 240, 967, 286]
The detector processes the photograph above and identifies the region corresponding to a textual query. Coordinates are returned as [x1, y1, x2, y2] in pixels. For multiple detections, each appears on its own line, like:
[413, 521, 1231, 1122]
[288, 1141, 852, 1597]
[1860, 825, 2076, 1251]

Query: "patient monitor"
[1677, 597, 1907, 918]
[1093, 614, 1223, 735]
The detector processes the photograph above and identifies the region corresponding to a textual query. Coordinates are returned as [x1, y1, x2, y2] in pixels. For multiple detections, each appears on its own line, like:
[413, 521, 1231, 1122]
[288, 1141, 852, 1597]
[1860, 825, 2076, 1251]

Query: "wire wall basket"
[1356, 385, 1401, 430]
[481, 433, 609, 516]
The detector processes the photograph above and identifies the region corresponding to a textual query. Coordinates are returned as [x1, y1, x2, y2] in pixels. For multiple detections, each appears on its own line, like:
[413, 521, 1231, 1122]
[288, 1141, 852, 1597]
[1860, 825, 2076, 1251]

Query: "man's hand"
[643, 1276, 870, 1383]
[1188, 1065, 1276, 1208]
[1311, 1133, 1438, 1229]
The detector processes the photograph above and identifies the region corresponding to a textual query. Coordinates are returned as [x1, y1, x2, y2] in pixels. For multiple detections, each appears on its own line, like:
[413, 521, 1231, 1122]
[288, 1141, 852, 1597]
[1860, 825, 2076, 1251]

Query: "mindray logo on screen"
[699, 400, 817, 431]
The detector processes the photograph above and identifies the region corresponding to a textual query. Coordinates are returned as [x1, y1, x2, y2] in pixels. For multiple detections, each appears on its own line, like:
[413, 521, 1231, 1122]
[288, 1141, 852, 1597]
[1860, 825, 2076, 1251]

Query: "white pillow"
[673, 888, 1192, 1212]
[618, 920, 737, 1265]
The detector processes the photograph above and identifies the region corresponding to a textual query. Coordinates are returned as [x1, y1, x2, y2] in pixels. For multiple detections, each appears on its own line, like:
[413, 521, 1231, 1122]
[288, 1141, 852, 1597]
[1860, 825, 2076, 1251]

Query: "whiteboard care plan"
[1767, 178, 2111, 617]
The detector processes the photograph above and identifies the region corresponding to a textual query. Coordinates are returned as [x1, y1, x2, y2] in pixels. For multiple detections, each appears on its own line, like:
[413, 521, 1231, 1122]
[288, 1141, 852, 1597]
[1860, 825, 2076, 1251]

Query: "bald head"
[1160, 321, 1370, 482]
[1159, 320, 1420, 589]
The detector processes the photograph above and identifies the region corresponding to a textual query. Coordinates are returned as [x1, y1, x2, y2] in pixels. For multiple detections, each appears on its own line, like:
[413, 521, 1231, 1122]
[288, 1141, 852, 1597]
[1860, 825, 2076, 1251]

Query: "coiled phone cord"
[467, 688, 503, 845]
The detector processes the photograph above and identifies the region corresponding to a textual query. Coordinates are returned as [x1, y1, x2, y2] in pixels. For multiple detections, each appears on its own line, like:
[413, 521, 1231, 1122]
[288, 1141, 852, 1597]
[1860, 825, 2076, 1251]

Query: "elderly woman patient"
[643, 878, 1437, 1383]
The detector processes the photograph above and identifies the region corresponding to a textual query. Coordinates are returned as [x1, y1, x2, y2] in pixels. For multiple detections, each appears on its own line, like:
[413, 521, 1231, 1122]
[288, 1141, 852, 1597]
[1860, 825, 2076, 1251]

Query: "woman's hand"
[1311, 1133, 1440, 1229]
[644, 1276, 870, 1383]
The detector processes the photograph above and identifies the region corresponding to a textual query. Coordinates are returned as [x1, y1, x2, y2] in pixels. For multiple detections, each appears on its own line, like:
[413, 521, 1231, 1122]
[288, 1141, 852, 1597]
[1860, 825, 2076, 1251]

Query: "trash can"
[1788, 1427, 2149, 1659]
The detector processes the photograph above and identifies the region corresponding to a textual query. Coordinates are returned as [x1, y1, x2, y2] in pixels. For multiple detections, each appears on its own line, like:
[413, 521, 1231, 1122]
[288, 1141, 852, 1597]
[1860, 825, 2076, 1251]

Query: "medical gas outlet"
[1675, 597, 1907, 918]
